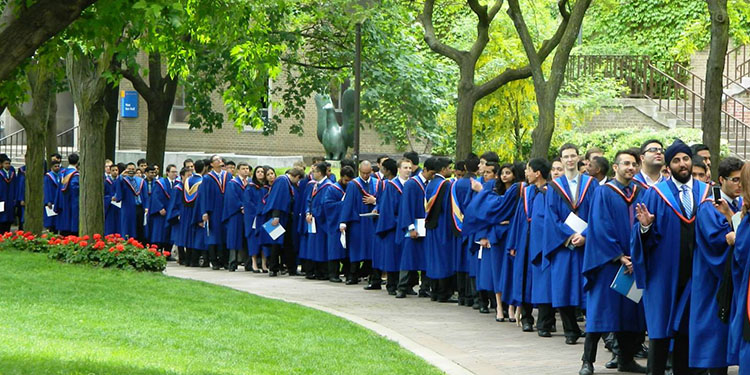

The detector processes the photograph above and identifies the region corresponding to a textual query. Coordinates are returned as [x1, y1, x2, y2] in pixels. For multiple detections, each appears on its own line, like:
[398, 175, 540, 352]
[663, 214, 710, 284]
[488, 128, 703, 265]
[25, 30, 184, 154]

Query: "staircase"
[0, 126, 78, 163]
[567, 46, 750, 160]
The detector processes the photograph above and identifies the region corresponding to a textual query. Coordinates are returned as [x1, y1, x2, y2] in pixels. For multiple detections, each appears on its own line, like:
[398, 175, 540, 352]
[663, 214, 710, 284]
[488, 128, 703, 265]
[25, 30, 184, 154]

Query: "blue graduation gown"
[222, 176, 247, 251]
[375, 178, 404, 272]
[451, 177, 477, 274]
[398, 175, 427, 271]
[0, 167, 17, 224]
[529, 185, 551, 304]
[16, 166, 24, 224]
[114, 176, 144, 239]
[631, 178, 709, 339]
[689, 195, 740, 368]
[55, 167, 79, 233]
[339, 176, 377, 263]
[243, 183, 264, 256]
[43, 171, 59, 229]
[143, 179, 156, 242]
[322, 182, 346, 260]
[298, 180, 316, 261]
[180, 174, 206, 250]
[424, 175, 455, 279]
[543, 174, 597, 308]
[261, 175, 296, 245]
[728, 214, 750, 368]
[104, 175, 119, 235]
[165, 181, 183, 246]
[308, 180, 330, 262]
[148, 178, 173, 244]
[507, 184, 537, 305]
[199, 170, 230, 246]
[582, 181, 647, 333]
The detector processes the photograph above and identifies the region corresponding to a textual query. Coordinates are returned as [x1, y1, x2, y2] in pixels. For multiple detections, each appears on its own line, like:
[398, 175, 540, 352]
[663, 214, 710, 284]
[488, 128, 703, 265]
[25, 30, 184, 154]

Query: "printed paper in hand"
[732, 211, 742, 235]
[307, 217, 317, 234]
[45, 205, 57, 217]
[478, 247, 483, 260]
[252, 217, 256, 230]
[143, 212, 148, 226]
[0, 201, 6, 212]
[610, 264, 643, 303]
[359, 212, 379, 217]
[340, 232, 346, 248]
[564, 212, 588, 234]
[263, 219, 286, 240]
[415, 218, 426, 237]
[111, 200, 122, 208]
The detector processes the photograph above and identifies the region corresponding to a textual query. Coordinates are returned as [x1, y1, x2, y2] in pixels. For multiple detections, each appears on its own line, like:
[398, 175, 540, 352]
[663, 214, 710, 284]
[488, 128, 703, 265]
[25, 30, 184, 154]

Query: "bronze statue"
[315, 88, 355, 160]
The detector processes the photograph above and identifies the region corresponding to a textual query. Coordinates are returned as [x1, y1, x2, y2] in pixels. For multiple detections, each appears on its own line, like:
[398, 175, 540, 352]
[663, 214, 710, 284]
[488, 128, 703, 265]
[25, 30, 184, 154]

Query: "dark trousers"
[467, 276, 477, 303]
[314, 261, 327, 279]
[582, 331, 640, 364]
[558, 305, 582, 337]
[328, 260, 342, 279]
[188, 248, 207, 267]
[367, 266, 381, 286]
[456, 272, 468, 301]
[0, 221, 12, 234]
[269, 233, 297, 274]
[135, 205, 145, 243]
[208, 244, 228, 269]
[228, 247, 245, 270]
[648, 334, 690, 375]
[478, 290, 491, 308]
[360, 259, 373, 279]
[431, 276, 455, 300]
[521, 303, 535, 326]
[386, 271, 399, 292]
[537, 303, 556, 331]
[349, 261, 360, 281]
[177, 246, 186, 265]
[397, 270, 430, 292]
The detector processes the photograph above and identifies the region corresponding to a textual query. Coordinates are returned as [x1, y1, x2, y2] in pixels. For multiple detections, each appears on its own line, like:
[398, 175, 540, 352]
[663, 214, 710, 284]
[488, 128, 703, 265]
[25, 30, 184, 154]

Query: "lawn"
[0, 250, 443, 375]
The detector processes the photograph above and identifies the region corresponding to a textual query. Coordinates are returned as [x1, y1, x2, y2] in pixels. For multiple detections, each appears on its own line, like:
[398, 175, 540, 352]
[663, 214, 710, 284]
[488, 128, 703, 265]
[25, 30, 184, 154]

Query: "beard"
[671, 166, 691, 183]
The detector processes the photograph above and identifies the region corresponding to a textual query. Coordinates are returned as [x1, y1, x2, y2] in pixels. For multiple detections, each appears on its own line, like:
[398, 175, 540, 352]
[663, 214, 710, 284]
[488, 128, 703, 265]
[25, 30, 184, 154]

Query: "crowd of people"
[1, 139, 749, 375]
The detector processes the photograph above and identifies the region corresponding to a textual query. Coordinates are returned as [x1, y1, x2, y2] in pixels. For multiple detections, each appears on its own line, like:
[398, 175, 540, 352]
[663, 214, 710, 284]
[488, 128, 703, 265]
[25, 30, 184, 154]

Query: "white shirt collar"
[417, 173, 426, 184]
[641, 172, 663, 186]
[598, 177, 607, 185]
[673, 177, 693, 191]
[398, 176, 408, 185]
[317, 177, 327, 184]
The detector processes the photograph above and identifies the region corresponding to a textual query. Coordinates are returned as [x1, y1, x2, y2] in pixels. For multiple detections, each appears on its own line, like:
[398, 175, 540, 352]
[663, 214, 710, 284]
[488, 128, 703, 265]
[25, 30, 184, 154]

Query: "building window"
[169, 86, 190, 129]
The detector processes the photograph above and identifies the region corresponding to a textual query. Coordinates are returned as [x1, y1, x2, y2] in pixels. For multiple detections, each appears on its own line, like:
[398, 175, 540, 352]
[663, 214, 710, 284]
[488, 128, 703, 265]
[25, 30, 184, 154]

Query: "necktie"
[570, 178, 578, 206]
[624, 186, 634, 226]
[681, 185, 692, 218]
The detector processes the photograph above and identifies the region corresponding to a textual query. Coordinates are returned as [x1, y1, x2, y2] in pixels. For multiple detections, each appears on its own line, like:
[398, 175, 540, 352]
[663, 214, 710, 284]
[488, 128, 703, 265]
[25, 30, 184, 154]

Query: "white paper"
[340, 232, 347, 248]
[205, 220, 210, 237]
[252, 217, 256, 229]
[625, 281, 643, 303]
[143, 212, 148, 226]
[359, 212, 379, 217]
[415, 218, 426, 237]
[111, 200, 122, 208]
[732, 211, 742, 234]
[0, 201, 5, 212]
[268, 224, 285, 240]
[45, 206, 57, 217]
[478, 247, 483, 260]
[564, 212, 588, 234]
[309, 217, 317, 234]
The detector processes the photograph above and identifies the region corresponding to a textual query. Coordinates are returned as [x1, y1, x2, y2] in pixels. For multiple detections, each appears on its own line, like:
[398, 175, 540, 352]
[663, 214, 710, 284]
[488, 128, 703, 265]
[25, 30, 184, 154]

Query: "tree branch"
[467, 0, 505, 62]
[117, 65, 158, 104]
[474, 65, 532, 100]
[418, 0, 465, 64]
[506, 0, 544, 79]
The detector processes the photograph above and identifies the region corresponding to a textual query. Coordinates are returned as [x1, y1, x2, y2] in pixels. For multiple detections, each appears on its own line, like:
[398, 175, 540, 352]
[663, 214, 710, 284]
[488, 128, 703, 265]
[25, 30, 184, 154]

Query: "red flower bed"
[0, 231, 168, 272]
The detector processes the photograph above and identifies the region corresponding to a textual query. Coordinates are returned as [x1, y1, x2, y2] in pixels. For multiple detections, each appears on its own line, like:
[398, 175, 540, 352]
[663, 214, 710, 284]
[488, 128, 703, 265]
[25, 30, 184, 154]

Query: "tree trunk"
[104, 83, 119, 161]
[45, 95, 57, 162]
[66, 48, 112, 236]
[25, 129, 45, 233]
[145, 100, 172, 172]
[455, 92, 476, 160]
[530, 92, 556, 159]
[703, 0, 729, 177]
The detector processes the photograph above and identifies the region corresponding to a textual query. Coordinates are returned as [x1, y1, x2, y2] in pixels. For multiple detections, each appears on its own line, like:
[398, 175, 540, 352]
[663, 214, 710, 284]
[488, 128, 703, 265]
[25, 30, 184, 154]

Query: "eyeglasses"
[645, 147, 664, 154]
[726, 177, 742, 183]
[618, 161, 639, 167]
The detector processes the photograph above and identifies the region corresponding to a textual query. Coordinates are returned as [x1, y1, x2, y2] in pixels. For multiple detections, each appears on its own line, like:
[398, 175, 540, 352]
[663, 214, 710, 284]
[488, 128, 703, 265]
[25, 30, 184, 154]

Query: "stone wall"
[580, 99, 666, 132]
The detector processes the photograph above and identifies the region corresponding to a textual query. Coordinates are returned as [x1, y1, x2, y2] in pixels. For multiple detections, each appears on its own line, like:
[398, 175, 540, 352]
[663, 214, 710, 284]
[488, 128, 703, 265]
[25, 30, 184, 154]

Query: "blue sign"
[120, 90, 139, 118]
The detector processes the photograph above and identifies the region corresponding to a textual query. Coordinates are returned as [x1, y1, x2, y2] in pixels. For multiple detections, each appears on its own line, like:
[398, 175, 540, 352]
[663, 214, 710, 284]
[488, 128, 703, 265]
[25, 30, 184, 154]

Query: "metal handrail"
[0, 125, 79, 160]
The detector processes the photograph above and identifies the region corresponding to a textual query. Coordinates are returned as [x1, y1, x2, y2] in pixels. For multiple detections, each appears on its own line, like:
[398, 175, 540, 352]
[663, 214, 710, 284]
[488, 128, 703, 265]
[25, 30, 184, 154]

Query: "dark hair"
[466, 152, 479, 161]
[494, 163, 521, 195]
[640, 139, 663, 155]
[377, 155, 389, 164]
[313, 162, 327, 176]
[577, 160, 586, 170]
[718, 156, 744, 179]
[512, 162, 526, 181]
[692, 156, 707, 172]
[372, 165, 380, 173]
[237, 162, 250, 170]
[193, 159, 205, 173]
[183, 158, 193, 166]
[117, 163, 126, 172]
[0, 154, 9, 164]
[179, 167, 190, 177]
[287, 167, 305, 178]
[340, 158, 356, 171]
[528, 158, 551, 180]
[423, 157, 439, 172]
[592, 156, 610, 176]
[455, 160, 465, 173]
[437, 157, 453, 171]
[145, 166, 156, 173]
[614, 149, 640, 165]
[558, 143, 579, 157]
[464, 158, 479, 173]
[691, 143, 710, 155]
[480, 151, 499, 164]
[552, 157, 561, 163]
[382, 158, 398, 177]
[403, 151, 419, 166]
[50, 153, 62, 160]
[165, 164, 177, 173]
[340, 165, 356, 179]
[251, 166, 265, 185]
[225, 160, 236, 167]
[137, 158, 147, 166]
[485, 162, 499, 176]
[585, 147, 603, 161]
[68, 153, 79, 165]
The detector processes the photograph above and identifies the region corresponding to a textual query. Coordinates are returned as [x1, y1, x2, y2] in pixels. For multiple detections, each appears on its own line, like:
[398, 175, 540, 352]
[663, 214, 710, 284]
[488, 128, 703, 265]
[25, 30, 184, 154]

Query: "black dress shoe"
[617, 359, 646, 373]
[464, 298, 474, 306]
[345, 279, 358, 285]
[479, 306, 490, 313]
[417, 290, 428, 297]
[495, 317, 505, 322]
[430, 294, 438, 301]
[262, 269, 269, 273]
[387, 290, 397, 296]
[458, 298, 465, 306]
[405, 289, 417, 295]
[579, 361, 594, 375]
[472, 302, 480, 310]
[565, 336, 579, 345]
[316, 275, 328, 281]
[363, 284, 382, 290]
[605, 354, 618, 369]
[395, 290, 406, 298]
[550, 325, 557, 333]
[228, 267, 236, 272]
[269, 271, 278, 277]
[211, 265, 221, 270]
[635, 344, 648, 359]
[579, 330, 586, 338]
[305, 274, 316, 280]
[438, 298, 458, 303]
[522, 323, 534, 332]
[537, 330, 551, 337]
[329, 277, 343, 283]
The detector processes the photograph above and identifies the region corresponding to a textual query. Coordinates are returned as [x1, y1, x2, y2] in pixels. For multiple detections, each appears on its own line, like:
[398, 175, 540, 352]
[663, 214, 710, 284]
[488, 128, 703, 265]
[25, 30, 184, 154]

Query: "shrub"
[0, 231, 167, 272]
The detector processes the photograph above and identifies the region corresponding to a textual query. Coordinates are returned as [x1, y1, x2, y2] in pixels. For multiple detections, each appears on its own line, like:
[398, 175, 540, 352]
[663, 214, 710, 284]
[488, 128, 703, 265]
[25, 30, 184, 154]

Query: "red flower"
[15, 230, 23, 236]
[108, 247, 115, 252]
[41, 234, 48, 239]
[164, 251, 171, 257]
[93, 234, 101, 240]
[93, 241, 105, 250]
[116, 244, 124, 251]
[82, 235, 90, 241]
[150, 244, 158, 249]
[156, 251, 162, 257]
[79, 241, 88, 247]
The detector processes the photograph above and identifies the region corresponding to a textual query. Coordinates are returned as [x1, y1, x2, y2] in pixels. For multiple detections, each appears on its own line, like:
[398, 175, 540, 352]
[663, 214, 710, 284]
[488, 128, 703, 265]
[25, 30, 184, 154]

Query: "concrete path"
[164, 264, 734, 375]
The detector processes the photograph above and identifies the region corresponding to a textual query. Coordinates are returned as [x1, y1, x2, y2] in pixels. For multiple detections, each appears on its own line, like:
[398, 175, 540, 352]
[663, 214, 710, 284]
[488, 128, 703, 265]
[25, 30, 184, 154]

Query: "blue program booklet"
[263, 218, 286, 240]
[610, 264, 643, 303]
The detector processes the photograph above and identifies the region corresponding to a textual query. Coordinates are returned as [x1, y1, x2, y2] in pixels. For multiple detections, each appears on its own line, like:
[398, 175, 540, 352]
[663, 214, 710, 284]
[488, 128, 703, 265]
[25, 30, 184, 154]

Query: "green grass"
[0, 250, 443, 375]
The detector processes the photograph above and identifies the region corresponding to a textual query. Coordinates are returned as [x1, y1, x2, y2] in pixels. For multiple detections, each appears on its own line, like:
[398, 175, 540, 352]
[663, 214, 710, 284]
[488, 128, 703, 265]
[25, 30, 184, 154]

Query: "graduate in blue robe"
[261, 170, 303, 276]
[165, 175, 184, 263]
[222, 163, 250, 271]
[579, 149, 647, 374]
[424, 157, 457, 302]
[55, 158, 79, 236]
[297, 179, 317, 274]
[375, 160, 404, 294]
[113, 168, 145, 240]
[473, 163, 499, 307]
[306, 163, 332, 280]
[180, 166, 207, 267]
[397, 166, 432, 296]
[199, 159, 230, 269]
[148, 176, 173, 247]
[0, 155, 17, 233]
[43, 163, 60, 231]
[15, 165, 24, 229]
[690, 157, 744, 371]
[631, 140, 709, 374]
[452, 159, 480, 306]
[339, 161, 378, 286]
[142, 168, 158, 243]
[728, 214, 750, 372]
[322, 175, 349, 282]
[244, 166, 267, 272]
[543, 169, 596, 341]
[104, 172, 119, 235]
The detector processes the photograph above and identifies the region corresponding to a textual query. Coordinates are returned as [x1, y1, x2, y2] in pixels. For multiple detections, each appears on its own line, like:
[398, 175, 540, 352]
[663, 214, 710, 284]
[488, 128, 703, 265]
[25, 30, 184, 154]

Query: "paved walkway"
[164, 264, 725, 375]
